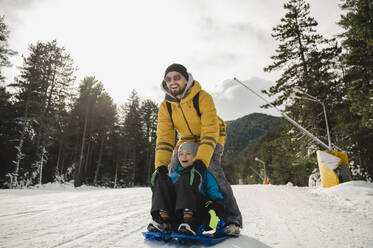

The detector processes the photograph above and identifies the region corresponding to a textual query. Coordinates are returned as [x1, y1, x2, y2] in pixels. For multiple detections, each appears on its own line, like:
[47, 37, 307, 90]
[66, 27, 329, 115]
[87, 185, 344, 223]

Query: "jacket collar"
[177, 165, 184, 172]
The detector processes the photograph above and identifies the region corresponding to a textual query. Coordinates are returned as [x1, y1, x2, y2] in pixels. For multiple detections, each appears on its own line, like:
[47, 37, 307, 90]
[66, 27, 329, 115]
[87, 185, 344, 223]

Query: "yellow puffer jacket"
[155, 78, 226, 169]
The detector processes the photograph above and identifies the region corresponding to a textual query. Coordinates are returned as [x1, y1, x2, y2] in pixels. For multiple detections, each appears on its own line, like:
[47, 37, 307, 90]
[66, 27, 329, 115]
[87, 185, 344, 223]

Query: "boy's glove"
[151, 166, 169, 187]
[205, 199, 225, 229]
[189, 160, 207, 192]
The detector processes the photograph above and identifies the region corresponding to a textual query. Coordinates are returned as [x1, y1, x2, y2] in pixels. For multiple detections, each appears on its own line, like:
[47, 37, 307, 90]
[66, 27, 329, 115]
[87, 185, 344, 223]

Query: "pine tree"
[9, 40, 75, 186]
[121, 90, 146, 186]
[108, 123, 127, 188]
[0, 16, 17, 187]
[0, 86, 19, 187]
[0, 15, 17, 83]
[92, 92, 117, 185]
[338, 0, 373, 129]
[335, 0, 373, 179]
[140, 99, 158, 185]
[72, 76, 105, 187]
[263, 0, 341, 155]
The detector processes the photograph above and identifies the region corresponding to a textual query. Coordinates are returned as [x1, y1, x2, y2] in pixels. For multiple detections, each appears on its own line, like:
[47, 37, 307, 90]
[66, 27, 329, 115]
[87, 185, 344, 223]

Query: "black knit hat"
[164, 63, 189, 81]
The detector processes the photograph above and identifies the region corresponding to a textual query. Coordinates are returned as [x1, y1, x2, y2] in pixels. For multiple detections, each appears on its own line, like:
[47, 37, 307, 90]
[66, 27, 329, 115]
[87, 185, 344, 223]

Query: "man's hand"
[151, 166, 169, 187]
[189, 160, 207, 191]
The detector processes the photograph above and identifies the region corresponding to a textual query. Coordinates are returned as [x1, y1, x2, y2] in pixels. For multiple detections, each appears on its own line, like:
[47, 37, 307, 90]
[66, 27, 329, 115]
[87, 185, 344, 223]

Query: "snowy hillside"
[1, 182, 372, 248]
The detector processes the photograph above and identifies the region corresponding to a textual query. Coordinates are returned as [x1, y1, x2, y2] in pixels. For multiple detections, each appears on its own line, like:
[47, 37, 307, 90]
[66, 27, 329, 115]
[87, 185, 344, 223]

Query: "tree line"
[0, 18, 158, 188]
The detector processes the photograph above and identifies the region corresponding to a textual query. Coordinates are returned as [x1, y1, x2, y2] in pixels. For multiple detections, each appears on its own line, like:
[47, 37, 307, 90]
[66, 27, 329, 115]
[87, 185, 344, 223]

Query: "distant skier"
[149, 63, 242, 236]
[148, 142, 225, 235]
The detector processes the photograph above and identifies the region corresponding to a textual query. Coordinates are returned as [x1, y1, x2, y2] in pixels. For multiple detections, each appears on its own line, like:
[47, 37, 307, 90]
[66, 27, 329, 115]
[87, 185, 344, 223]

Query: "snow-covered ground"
[1, 181, 372, 248]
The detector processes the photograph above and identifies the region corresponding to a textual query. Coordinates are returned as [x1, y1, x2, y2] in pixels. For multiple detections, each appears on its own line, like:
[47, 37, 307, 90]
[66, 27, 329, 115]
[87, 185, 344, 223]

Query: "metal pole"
[234, 78, 331, 151]
[255, 157, 267, 181]
[294, 87, 332, 151]
[321, 102, 332, 151]
[248, 166, 264, 180]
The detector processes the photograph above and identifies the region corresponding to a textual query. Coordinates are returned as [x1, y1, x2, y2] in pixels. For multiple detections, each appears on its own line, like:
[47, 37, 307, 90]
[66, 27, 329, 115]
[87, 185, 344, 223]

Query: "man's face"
[178, 150, 194, 168]
[164, 71, 188, 99]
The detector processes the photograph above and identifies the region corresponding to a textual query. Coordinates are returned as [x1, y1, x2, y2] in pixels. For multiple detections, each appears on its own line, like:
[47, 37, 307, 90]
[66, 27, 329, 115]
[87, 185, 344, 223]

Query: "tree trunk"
[84, 139, 92, 174]
[94, 131, 105, 185]
[75, 105, 89, 187]
[12, 129, 25, 188]
[56, 137, 63, 180]
[61, 156, 65, 178]
[39, 146, 46, 185]
[114, 160, 119, 188]
[12, 78, 33, 188]
[295, 17, 309, 79]
[131, 144, 136, 186]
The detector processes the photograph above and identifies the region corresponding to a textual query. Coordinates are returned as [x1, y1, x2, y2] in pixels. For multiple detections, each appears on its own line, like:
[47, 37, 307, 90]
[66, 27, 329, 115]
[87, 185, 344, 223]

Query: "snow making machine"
[316, 150, 352, 188]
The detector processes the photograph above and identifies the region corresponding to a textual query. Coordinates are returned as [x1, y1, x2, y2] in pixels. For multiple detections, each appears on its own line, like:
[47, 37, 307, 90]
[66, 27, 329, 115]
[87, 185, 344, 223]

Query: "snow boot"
[177, 209, 198, 236]
[147, 211, 172, 233]
[224, 223, 240, 237]
[147, 219, 172, 233]
[177, 223, 197, 236]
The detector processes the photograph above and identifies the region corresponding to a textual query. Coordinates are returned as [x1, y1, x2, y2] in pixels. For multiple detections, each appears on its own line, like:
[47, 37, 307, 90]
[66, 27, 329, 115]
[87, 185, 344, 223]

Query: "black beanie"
[164, 64, 189, 81]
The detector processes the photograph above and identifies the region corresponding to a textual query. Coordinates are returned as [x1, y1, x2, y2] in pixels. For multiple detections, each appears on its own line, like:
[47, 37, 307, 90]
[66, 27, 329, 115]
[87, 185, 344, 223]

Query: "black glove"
[193, 160, 207, 174]
[204, 199, 225, 230]
[151, 166, 169, 187]
[213, 199, 225, 219]
[189, 160, 207, 191]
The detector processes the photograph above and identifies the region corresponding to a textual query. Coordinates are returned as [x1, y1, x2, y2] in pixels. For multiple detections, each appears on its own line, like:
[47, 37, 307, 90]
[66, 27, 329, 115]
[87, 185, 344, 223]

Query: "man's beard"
[171, 85, 187, 98]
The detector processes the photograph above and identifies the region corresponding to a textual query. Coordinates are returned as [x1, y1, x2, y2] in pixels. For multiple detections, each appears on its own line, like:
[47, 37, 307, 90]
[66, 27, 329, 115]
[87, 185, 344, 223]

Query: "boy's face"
[178, 149, 194, 168]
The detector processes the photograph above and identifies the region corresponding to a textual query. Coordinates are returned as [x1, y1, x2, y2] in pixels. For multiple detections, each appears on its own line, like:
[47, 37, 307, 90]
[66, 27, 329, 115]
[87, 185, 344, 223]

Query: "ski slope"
[1, 181, 372, 248]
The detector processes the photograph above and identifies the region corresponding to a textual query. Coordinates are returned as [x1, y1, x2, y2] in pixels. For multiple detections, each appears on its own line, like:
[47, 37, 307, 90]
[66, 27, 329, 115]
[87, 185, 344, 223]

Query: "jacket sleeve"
[194, 91, 219, 167]
[206, 171, 224, 200]
[155, 101, 176, 169]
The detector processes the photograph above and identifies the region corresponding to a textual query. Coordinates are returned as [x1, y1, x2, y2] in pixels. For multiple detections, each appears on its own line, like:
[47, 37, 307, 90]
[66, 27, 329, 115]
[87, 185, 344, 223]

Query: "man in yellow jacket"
[149, 64, 242, 236]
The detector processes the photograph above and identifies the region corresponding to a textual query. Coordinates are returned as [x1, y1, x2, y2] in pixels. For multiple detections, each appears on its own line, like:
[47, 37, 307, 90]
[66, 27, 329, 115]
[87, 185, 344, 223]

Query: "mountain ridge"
[224, 112, 282, 156]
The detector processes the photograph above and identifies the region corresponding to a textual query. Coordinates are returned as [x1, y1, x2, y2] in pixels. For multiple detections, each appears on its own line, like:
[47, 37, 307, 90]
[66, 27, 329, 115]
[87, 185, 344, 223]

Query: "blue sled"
[142, 220, 230, 246]
[142, 231, 172, 242]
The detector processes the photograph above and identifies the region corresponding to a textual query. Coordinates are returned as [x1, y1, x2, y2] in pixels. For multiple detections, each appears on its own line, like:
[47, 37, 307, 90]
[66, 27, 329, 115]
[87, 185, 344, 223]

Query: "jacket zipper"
[178, 101, 199, 142]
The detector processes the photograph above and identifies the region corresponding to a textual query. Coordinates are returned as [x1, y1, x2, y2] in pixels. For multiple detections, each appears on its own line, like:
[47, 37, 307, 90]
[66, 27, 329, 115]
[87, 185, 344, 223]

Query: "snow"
[1, 181, 373, 248]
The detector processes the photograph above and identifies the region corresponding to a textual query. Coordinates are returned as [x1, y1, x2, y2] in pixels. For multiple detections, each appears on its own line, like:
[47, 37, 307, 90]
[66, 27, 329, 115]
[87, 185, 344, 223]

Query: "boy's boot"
[147, 209, 172, 233]
[177, 208, 198, 236]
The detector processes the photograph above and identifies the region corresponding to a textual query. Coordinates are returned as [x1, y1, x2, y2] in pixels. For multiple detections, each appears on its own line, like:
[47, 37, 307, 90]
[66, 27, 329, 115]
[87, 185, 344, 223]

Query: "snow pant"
[150, 169, 208, 228]
[169, 143, 243, 227]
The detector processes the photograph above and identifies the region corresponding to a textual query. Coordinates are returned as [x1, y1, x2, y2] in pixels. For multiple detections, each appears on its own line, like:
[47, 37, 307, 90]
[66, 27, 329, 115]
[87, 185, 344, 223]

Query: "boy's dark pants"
[169, 144, 242, 227]
[151, 169, 206, 228]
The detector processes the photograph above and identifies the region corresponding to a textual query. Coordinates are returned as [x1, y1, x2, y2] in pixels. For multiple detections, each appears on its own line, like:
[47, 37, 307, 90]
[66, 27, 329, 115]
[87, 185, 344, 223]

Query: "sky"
[1, 0, 343, 121]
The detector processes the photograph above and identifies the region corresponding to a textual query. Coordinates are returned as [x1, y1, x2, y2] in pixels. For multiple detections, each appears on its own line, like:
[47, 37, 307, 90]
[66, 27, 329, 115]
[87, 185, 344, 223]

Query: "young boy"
[148, 142, 225, 236]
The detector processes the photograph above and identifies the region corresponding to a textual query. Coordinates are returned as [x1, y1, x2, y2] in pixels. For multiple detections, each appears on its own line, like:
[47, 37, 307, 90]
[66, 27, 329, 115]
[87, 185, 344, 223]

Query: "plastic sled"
[143, 219, 230, 246]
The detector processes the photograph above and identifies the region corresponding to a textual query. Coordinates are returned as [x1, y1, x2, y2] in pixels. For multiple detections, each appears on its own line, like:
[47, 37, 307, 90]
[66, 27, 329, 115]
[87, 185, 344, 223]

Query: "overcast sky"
[1, 0, 342, 121]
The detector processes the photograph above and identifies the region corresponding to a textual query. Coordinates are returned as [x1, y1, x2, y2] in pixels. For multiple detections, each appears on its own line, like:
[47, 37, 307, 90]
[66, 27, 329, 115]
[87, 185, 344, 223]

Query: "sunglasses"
[164, 74, 182, 83]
